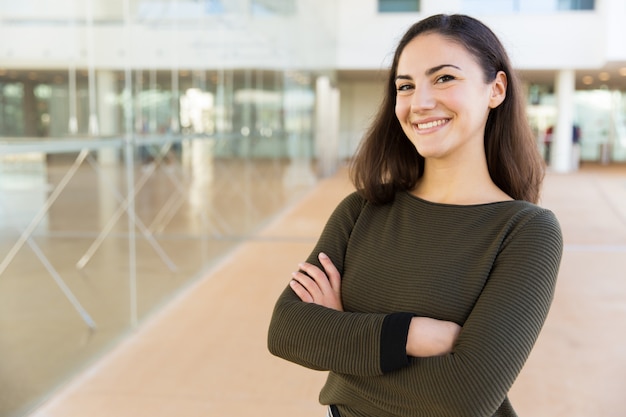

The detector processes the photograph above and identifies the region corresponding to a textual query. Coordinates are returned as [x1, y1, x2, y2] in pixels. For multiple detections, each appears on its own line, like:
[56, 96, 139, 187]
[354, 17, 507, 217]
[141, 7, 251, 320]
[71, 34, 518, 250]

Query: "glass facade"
[559, 0, 595, 10]
[0, 68, 318, 159]
[527, 88, 626, 164]
[378, 0, 420, 13]
[0, 0, 331, 160]
[0, 1, 335, 415]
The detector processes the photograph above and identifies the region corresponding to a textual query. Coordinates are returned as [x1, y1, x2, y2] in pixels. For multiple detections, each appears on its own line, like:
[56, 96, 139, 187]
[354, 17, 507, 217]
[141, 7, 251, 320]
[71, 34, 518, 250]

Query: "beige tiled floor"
[15, 163, 626, 417]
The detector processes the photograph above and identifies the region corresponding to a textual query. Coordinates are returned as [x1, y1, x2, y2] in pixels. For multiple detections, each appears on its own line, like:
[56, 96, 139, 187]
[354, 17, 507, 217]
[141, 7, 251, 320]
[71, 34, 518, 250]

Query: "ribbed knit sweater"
[268, 191, 563, 417]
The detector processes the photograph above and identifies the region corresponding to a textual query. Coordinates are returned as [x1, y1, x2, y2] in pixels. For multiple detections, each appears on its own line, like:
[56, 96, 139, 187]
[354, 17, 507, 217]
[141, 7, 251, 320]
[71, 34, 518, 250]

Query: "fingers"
[290, 267, 324, 300]
[289, 278, 313, 303]
[293, 255, 335, 296]
[289, 253, 343, 311]
[318, 252, 341, 292]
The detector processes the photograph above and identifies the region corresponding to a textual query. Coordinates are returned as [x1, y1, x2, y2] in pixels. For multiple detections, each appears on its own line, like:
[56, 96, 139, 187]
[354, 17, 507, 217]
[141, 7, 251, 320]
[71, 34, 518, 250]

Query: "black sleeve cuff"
[380, 312, 413, 373]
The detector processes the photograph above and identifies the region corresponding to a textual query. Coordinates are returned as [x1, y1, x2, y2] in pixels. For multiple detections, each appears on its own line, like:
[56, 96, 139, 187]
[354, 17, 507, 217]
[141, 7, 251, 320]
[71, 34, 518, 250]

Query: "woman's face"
[394, 32, 506, 162]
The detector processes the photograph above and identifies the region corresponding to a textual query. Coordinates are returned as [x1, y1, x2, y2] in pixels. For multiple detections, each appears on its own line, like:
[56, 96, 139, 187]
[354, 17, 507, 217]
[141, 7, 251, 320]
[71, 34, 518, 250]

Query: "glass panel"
[576, 90, 612, 161]
[462, 0, 596, 13]
[527, 86, 626, 164]
[0, 82, 25, 136]
[378, 0, 420, 13]
[558, 0, 595, 10]
[615, 92, 626, 162]
[0, 1, 327, 415]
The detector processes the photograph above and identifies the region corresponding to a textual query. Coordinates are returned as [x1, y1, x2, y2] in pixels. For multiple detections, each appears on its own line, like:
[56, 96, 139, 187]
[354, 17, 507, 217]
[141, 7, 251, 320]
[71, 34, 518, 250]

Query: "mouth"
[414, 118, 450, 131]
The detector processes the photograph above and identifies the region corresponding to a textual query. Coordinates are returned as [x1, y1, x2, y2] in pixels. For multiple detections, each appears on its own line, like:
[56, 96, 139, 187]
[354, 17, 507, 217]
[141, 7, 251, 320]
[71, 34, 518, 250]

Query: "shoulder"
[326, 191, 404, 230]
[324, 191, 368, 225]
[505, 201, 561, 230]
[499, 201, 563, 251]
[316, 192, 371, 242]
[332, 191, 369, 215]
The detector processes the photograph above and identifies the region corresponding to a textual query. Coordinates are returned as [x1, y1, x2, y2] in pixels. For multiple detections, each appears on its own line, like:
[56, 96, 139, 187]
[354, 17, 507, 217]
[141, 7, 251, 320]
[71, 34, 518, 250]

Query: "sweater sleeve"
[392, 209, 563, 416]
[267, 192, 409, 376]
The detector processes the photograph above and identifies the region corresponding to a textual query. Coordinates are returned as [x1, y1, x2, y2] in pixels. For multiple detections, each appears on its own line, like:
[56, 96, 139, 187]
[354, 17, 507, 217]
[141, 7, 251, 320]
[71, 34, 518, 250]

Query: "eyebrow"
[395, 64, 462, 81]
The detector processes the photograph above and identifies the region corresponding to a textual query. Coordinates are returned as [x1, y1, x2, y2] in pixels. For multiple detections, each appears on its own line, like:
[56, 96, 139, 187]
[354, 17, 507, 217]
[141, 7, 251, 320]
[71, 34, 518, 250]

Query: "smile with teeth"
[415, 119, 449, 130]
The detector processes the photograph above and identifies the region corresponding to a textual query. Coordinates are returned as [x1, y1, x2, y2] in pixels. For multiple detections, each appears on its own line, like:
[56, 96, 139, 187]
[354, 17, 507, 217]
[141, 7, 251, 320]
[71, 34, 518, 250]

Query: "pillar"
[315, 76, 341, 178]
[96, 70, 120, 165]
[552, 69, 576, 172]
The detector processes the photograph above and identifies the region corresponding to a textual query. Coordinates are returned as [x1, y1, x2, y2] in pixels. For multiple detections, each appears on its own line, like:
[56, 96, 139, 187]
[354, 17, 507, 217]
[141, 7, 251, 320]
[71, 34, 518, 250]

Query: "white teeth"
[417, 119, 447, 129]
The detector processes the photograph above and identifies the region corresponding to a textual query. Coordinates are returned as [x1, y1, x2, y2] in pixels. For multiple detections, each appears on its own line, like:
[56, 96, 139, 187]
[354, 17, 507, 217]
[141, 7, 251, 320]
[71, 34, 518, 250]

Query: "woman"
[268, 14, 562, 417]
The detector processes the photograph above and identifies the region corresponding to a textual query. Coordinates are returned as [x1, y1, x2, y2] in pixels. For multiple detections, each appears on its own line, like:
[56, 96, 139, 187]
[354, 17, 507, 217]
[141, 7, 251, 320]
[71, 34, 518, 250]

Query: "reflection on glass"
[180, 88, 215, 134]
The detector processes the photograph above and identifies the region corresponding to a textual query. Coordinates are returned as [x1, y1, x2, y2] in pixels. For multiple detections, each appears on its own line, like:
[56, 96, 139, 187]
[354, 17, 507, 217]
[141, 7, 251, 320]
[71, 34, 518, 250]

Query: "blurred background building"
[0, 0, 625, 416]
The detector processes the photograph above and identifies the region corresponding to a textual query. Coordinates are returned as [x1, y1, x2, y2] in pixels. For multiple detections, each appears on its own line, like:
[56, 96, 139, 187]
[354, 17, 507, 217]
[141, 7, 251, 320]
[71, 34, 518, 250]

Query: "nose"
[410, 82, 436, 111]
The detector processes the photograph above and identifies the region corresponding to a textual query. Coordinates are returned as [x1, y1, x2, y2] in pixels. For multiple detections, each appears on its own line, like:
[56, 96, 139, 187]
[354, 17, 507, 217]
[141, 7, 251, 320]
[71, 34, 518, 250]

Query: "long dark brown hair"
[350, 14, 544, 204]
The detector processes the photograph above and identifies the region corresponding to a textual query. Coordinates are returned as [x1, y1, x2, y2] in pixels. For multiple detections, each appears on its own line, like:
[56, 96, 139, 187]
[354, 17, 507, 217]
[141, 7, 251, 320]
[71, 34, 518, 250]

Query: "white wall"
[2, 0, 625, 71]
[334, 0, 469, 70]
[334, 0, 609, 71]
[604, 0, 626, 61]
[337, 79, 385, 159]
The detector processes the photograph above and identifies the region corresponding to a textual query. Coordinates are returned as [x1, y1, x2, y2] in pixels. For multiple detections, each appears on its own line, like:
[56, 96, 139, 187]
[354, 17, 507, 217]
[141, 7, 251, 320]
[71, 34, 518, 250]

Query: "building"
[1, 1, 625, 416]
[2, 0, 625, 170]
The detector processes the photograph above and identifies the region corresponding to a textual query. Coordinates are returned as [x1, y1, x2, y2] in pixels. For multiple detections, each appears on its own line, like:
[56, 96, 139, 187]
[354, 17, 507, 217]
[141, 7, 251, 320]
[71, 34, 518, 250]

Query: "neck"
[413, 155, 510, 205]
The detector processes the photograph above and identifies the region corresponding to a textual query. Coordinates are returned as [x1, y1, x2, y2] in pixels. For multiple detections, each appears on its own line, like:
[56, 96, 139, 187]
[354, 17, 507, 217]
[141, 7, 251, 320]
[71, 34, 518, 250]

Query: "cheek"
[443, 90, 465, 109]
[395, 98, 408, 121]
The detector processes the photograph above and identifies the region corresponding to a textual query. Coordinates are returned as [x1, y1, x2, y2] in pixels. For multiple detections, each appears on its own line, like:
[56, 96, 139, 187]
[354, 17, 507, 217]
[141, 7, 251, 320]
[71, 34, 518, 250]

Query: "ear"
[488, 71, 507, 109]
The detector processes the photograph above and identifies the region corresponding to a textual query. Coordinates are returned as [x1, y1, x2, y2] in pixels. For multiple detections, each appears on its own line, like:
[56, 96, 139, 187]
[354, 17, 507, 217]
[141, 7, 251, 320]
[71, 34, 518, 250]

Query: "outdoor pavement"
[27, 163, 626, 417]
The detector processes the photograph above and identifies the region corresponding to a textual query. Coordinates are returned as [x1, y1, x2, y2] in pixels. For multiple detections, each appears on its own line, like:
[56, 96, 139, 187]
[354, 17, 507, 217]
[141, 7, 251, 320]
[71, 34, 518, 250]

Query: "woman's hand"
[290, 252, 343, 311]
[406, 317, 461, 357]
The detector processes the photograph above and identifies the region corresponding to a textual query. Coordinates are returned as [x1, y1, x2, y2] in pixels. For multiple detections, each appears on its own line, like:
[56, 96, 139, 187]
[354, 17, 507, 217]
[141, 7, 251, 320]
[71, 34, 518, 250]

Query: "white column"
[552, 69, 576, 172]
[315, 76, 341, 177]
[96, 71, 120, 165]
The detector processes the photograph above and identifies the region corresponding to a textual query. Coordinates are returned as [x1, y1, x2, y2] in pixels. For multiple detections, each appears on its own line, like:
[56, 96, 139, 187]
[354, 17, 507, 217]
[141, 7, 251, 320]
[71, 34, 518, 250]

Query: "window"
[0, 83, 25, 136]
[378, 0, 420, 13]
[462, 0, 595, 14]
[558, 0, 595, 10]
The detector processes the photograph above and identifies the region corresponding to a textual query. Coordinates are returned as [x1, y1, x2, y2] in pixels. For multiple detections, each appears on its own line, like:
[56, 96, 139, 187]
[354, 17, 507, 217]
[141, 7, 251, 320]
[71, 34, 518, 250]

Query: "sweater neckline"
[402, 191, 518, 208]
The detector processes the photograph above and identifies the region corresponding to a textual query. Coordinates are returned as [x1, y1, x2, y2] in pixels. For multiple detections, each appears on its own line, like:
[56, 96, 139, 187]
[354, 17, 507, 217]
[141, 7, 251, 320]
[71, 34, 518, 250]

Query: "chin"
[413, 144, 442, 158]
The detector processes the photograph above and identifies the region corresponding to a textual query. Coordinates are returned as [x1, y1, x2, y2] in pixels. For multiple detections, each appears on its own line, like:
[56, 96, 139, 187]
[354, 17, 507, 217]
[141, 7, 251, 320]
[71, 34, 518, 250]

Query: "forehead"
[397, 33, 477, 72]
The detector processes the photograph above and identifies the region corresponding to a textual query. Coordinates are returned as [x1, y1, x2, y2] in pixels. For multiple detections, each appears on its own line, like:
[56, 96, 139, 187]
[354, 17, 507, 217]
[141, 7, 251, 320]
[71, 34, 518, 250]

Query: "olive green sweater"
[268, 191, 563, 417]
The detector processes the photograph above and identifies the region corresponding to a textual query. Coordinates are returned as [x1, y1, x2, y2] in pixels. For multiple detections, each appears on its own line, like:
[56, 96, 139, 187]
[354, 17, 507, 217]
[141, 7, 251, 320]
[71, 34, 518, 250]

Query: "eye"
[435, 74, 456, 84]
[396, 83, 414, 93]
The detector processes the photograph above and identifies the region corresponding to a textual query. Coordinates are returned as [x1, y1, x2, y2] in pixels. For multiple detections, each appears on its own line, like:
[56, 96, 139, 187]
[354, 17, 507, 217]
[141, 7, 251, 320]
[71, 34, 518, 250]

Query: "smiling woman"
[393, 34, 507, 179]
[268, 14, 563, 417]
[351, 14, 545, 206]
